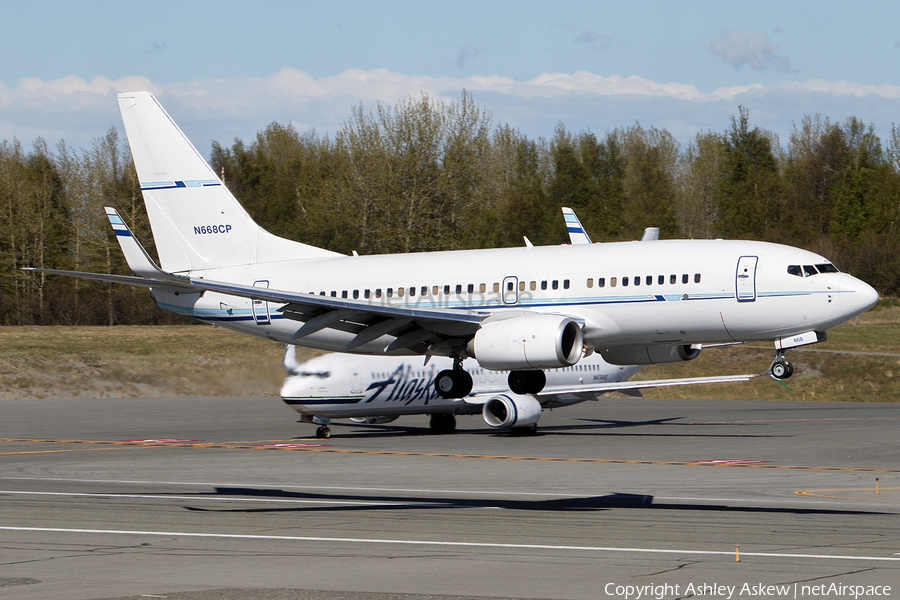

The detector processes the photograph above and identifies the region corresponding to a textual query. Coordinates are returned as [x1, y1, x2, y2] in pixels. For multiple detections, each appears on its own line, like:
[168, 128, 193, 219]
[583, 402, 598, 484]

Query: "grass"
[1, 301, 897, 402]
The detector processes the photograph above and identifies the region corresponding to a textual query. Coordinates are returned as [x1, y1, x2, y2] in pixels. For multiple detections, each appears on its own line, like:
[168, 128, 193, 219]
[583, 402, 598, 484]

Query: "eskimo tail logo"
[365, 364, 440, 406]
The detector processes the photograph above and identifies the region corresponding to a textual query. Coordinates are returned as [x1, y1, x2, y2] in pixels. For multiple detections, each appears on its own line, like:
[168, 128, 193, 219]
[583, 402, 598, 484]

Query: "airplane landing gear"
[770, 350, 794, 380]
[435, 357, 474, 399]
[430, 413, 457, 434]
[508, 370, 546, 395]
[315, 426, 331, 439]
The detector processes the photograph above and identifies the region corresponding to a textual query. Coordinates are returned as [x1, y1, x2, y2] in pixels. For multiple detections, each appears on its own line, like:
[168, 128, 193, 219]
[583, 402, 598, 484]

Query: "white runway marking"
[2, 526, 899, 562]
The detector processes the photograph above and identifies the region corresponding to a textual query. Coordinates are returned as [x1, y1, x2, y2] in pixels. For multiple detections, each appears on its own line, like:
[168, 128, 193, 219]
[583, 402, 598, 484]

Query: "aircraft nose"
[839, 275, 878, 319]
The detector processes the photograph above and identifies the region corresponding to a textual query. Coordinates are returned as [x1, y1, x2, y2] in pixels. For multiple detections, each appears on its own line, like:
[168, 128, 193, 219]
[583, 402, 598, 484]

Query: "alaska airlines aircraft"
[281, 345, 757, 438]
[31, 92, 878, 402]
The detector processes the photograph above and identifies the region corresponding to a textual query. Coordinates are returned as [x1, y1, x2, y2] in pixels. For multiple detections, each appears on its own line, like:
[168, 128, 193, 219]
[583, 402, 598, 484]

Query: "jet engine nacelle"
[470, 314, 584, 370]
[482, 393, 542, 429]
[600, 344, 701, 366]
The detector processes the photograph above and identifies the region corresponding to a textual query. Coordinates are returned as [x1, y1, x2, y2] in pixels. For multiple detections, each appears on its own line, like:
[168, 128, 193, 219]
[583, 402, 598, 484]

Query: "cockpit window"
[788, 263, 840, 277]
[300, 371, 331, 378]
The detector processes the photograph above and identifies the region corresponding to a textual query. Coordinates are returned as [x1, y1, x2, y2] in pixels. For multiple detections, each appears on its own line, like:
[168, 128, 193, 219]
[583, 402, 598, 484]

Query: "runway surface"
[1, 393, 899, 600]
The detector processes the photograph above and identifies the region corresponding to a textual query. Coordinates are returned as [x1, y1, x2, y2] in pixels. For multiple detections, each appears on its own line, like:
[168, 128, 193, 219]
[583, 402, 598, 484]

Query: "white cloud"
[0, 69, 898, 158]
[708, 28, 792, 72]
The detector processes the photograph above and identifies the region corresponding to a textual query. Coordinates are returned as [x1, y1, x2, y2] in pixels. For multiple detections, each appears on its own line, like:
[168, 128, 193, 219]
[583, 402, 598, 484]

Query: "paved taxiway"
[1, 394, 899, 600]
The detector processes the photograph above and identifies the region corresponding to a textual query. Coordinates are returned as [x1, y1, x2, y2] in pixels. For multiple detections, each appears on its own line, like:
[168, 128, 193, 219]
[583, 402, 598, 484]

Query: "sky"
[2, 0, 899, 158]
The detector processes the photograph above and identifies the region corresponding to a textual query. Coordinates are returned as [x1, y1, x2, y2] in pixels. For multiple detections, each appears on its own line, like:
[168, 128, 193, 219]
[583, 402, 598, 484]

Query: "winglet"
[105, 207, 189, 284]
[561, 207, 593, 245]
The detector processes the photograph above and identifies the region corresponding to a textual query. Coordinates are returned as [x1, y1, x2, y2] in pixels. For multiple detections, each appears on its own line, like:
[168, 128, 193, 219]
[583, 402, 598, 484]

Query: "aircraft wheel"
[430, 414, 457, 434]
[772, 361, 793, 380]
[435, 370, 473, 399]
[511, 423, 538, 436]
[316, 426, 331, 439]
[508, 370, 546, 394]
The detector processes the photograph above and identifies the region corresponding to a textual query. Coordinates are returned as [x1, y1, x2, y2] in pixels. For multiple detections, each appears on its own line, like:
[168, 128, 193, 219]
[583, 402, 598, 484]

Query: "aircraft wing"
[537, 373, 761, 398]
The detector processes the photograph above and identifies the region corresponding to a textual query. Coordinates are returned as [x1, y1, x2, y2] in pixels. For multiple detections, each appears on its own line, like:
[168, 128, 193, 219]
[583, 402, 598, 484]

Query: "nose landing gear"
[770, 350, 794, 380]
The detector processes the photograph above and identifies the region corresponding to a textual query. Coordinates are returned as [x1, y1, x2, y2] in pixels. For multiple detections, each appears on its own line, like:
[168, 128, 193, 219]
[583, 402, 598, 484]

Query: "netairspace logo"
[604, 582, 893, 600]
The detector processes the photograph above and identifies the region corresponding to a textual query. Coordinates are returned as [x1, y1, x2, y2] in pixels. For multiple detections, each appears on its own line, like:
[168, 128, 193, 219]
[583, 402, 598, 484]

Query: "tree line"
[2, 92, 899, 326]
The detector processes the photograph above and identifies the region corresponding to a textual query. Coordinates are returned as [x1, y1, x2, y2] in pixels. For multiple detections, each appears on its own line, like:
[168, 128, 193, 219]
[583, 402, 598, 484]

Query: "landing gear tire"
[508, 370, 547, 395]
[772, 361, 793, 380]
[430, 414, 457, 434]
[511, 423, 538, 436]
[435, 369, 474, 399]
[315, 426, 331, 439]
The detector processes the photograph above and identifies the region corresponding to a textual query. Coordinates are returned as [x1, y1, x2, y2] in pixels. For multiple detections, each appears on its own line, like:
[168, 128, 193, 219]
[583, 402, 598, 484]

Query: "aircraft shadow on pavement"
[180, 487, 890, 517]
[299, 416, 783, 440]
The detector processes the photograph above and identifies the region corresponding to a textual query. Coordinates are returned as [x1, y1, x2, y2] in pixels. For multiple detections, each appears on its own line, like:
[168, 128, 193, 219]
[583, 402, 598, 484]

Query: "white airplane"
[31, 91, 878, 404]
[281, 345, 759, 438]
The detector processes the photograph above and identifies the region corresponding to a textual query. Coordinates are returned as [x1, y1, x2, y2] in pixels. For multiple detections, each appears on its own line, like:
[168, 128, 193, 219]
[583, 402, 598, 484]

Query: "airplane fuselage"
[281, 352, 643, 420]
[153, 238, 870, 356]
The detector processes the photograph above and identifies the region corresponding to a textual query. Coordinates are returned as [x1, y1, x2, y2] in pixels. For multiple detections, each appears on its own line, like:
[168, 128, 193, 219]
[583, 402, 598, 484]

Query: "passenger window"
[787, 265, 802, 277]
[444, 285, 451, 294]
[610, 277, 617, 287]
[622, 277, 629, 287]
[646, 275, 652, 286]
[386, 288, 393, 298]
[365, 289, 371, 299]
[694, 273, 701, 283]
[421, 286, 427, 296]
[530, 281, 536, 291]
[330, 291, 337, 297]
[320, 291, 325, 296]
[803, 265, 818, 277]
[353, 290, 359, 299]
[682, 274, 688, 284]
[519, 281, 526, 291]
[456, 284, 462, 294]
[598, 277, 605, 288]
[409, 287, 415, 297]
[341, 290, 348, 298]
[634, 276, 640, 286]
[493, 282, 500, 293]
[432, 286, 439, 295]
[480, 283, 486, 293]
[376, 289, 382, 298]
[467, 283, 474, 293]
[541, 281, 548, 290]
[563, 279, 570, 289]
[670, 274, 677, 284]
[552, 280, 559, 290]
[587, 278, 593, 288]
[658, 275, 664, 285]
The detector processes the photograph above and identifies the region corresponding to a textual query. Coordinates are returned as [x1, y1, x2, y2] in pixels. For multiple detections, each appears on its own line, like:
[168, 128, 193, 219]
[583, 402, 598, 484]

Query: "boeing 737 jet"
[30, 92, 878, 403]
[281, 346, 757, 438]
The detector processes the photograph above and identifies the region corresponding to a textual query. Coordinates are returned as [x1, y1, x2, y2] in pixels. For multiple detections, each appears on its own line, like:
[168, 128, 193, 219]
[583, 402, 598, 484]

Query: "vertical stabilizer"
[117, 92, 340, 273]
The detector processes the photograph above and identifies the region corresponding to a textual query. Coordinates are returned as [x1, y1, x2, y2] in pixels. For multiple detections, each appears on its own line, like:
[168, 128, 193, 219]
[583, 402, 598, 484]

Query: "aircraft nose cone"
[839, 275, 878, 319]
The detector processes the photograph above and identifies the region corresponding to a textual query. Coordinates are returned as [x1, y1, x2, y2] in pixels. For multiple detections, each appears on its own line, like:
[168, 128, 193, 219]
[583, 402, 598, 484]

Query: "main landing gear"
[770, 349, 794, 380]
[430, 413, 457, 434]
[507, 370, 546, 395]
[315, 426, 332, 439]
[435, 357, 474, 399]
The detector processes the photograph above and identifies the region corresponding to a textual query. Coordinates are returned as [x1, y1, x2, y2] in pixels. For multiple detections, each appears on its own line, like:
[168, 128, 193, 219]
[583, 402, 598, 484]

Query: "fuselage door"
[735, 256, 758, 302]
[502, 276, 518, 304]
[252, 280, 271, 324]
